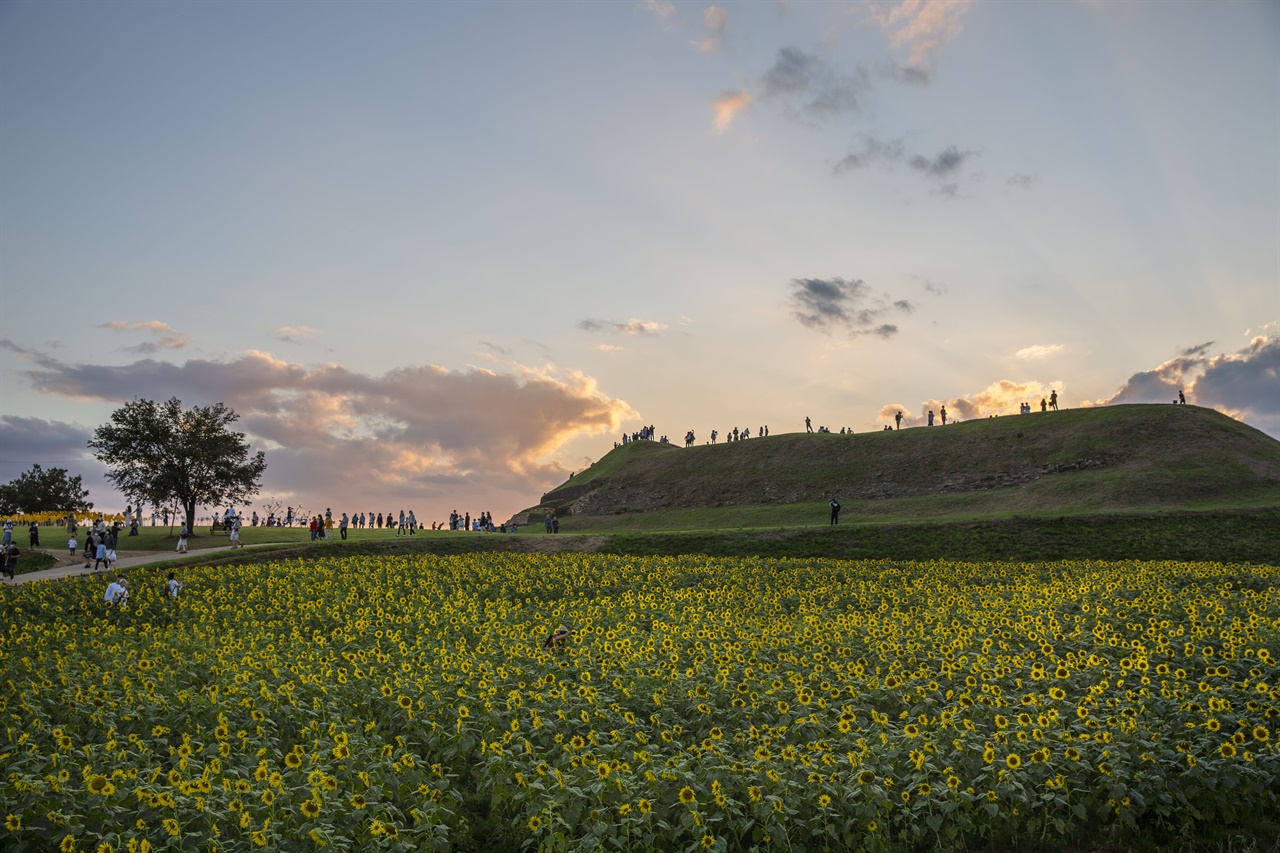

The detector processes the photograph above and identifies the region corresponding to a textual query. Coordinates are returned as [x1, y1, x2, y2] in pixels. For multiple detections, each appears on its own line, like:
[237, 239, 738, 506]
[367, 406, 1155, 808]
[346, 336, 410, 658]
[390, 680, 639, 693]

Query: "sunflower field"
[2, 554, 1278, 852]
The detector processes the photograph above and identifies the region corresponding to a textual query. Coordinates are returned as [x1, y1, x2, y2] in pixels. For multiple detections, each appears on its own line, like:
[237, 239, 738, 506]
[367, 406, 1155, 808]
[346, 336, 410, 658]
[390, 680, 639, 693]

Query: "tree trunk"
[185, 501, 197, 538]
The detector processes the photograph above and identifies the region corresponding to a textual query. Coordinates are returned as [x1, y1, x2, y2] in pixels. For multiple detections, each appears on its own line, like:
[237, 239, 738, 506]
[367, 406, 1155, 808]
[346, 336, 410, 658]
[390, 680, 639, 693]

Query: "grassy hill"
[518, 404, 1280, 531]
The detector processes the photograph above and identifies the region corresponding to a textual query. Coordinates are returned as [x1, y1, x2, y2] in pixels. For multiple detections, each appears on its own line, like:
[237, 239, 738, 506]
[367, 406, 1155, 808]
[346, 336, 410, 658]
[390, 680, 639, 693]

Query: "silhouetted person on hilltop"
[1040, 398, 1047, 412]
[1049, 390, 1059, 411]
[805, 417, 813, 433]
[895, 411, 903, 430]
[1179, 389, 1186, 405]
[829, 499, 840, 525]
[940, 405, 948, 425]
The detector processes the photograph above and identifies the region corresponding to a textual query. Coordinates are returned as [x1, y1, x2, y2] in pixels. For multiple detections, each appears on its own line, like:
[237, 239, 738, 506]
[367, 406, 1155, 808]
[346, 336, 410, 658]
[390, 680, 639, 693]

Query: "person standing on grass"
[895, 411, 903, 430]
[830, 498, 840, 526]
[229, 516, 243, 549]
[2, 544, 17, 581]
[1, 520, 11, 547]
[941, 405, 948, 425]
[1049, 390, 1059, 411]
[29, 522, 39, 547]
[340, 513, 349, 540]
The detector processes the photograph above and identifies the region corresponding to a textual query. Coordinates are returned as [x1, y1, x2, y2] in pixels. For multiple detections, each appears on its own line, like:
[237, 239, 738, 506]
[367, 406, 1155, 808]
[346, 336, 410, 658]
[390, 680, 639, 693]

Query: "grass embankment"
[110, 507, 1280, 574]
[530, 405, 1280, 528]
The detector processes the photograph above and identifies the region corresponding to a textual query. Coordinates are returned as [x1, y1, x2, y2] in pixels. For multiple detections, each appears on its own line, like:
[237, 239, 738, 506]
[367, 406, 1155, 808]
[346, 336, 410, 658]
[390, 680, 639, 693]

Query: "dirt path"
[6, 543, 292, 585]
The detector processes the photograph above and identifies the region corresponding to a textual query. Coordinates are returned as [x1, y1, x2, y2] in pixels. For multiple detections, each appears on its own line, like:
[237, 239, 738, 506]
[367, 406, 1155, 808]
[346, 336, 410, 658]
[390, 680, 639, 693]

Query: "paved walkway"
[6, 543, 292, 585]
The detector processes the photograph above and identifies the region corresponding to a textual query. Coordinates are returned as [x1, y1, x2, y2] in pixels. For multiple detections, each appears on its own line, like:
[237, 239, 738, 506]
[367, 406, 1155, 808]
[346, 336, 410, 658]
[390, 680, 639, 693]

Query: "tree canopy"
[88, 397, 267, 533]
[0, 464, 94, 516]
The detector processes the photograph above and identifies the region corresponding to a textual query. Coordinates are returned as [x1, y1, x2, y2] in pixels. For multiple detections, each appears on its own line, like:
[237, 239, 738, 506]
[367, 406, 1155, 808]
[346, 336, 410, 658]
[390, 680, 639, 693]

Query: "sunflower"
[60, 835, 76, 852]
[5, 815, 20, 831]
[818, 794, 833, 807]
[679, 786, 697, 805]
[701, 834, 716, 849]
[527, 815, 543, 831]
[86, 774, 115, 796]
[397, 696, 413, 710]
[1005, 753, 1022, 769]
[858, 770, 876, 784]
[300, 800, 321, 820]
[285, 752, 302, 769]
[638, 799, 652, 814]
[1220, 743, 1237, 758]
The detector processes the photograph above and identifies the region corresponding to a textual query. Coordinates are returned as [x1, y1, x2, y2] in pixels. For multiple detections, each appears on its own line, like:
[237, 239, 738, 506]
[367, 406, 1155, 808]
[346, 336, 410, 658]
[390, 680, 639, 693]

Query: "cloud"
[1007, 173, 1038, 189]
[760, 47, 866, 119]
[909, 145, 975, 177]
[863, 0, 978, 70]
[1179, 341, 1214, 357]
[713, 90, 752, 131]
[787, 277, 908, 338]
[577, 318, 667, 336]
[594, 344, 625, 353]
[834, 136, 978, 190]
[100, 320, 190, 352]
[1013, 344, 1065, 360]
[693, 4, 727, 52]
[1091, 335, 1279, 437]
[832, 136, 907, 174]
[0, 416, 118, 508]
[8, 348, 640, 516]
[905, 378, 1063, 423]
[643, 0, 676, 29]
[922, 278, 948, 296]
[877, 404, 918, 428]
[275, 325, 319, 344]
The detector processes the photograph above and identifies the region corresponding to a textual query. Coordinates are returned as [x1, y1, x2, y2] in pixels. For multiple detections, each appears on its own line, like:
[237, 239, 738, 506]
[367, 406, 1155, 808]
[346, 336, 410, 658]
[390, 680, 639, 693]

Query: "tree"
[88, 397, 267, 535]
[0, 464, 94, 515]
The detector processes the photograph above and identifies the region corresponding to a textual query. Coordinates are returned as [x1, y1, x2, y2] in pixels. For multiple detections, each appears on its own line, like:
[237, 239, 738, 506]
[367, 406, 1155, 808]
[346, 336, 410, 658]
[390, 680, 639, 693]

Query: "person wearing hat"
[544, 625, 570, 652]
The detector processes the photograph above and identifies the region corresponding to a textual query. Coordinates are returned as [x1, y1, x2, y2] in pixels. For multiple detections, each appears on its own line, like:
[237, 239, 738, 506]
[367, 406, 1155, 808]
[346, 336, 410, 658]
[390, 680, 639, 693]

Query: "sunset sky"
[2, 0, 1277, 524]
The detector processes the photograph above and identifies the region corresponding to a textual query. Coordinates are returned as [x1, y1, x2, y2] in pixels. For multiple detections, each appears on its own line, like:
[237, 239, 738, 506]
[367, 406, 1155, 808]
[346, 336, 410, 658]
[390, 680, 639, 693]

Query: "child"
[166, 571, 182, 599]
[68, 535, 78, 558]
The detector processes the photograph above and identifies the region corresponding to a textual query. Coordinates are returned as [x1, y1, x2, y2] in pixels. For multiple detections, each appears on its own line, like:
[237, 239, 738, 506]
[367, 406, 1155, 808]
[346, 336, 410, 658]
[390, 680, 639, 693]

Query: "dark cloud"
[1180, 341, 1214, 357]
[761, 47, 866, 119]
[879, 62, 931, 86]
[1094, 336, 1280, 438]
[0, 416, 112, 506]
[834, 137, 977, 189]
[787, 277, 906, 339]
[7, 348, 639, 517]
[832, 136, 906, 174]
[909, 145, 974, 177]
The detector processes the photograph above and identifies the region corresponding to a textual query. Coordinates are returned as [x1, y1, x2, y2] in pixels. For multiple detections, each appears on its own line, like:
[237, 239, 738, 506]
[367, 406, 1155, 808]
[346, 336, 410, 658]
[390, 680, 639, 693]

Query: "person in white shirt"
[166, 572, 182, 599]
[104, 576, 128, 605]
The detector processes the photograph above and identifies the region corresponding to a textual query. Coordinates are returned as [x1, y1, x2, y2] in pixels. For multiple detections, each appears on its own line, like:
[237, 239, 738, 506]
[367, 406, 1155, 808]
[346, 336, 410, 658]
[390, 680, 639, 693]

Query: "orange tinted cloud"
[714, 90, 753, 131]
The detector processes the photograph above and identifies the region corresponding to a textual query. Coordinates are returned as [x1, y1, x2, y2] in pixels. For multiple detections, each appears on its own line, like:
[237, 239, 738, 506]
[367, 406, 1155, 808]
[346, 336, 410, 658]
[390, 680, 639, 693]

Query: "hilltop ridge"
[515, 405, 1280, 530]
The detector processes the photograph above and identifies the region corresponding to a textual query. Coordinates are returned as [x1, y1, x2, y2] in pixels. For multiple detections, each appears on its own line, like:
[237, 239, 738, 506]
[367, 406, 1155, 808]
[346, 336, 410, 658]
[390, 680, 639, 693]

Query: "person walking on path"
[176, 523, 189, 554]
[829, 499, 840, 526]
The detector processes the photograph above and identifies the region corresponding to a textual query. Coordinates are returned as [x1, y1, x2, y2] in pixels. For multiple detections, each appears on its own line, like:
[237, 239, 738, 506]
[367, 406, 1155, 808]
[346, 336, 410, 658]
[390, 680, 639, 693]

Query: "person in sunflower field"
[544, 625, 571, 653]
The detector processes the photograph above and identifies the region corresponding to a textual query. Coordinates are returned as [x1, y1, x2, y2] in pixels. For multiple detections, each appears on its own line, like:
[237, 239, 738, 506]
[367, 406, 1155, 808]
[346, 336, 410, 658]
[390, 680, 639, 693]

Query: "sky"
[1, 0, 1277, 525]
